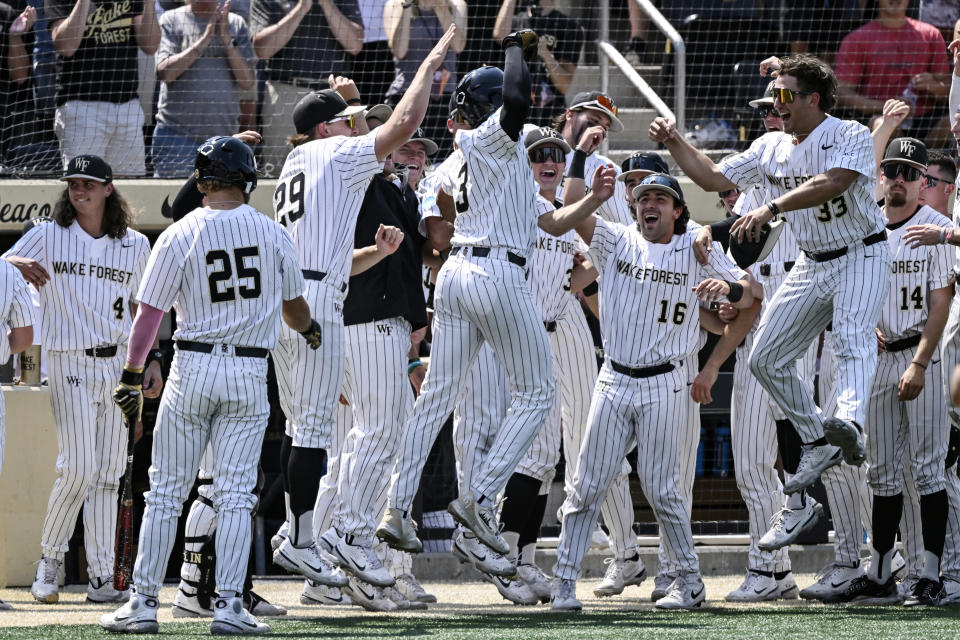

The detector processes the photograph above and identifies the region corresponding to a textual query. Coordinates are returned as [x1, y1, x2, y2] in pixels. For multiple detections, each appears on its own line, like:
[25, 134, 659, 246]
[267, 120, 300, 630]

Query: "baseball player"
[0, 261, 35, 611]
[100, 137, 319, 634]
[550, 173, 760, 611]
[651, 54, 892, 495]
[826, 138, 953, 606]
[377, 32, 619, 557]
[3, 155, 158, 605]
[269, 26, 457, 584]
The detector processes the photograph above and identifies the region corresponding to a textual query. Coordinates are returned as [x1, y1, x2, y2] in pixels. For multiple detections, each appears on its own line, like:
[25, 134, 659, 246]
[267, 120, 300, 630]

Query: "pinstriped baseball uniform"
[453, 343, 508, 497]
[554, 219, 747, 581]
[557, 150, 634, 226]
[4, 220, 149, 580]
[131, 204, 305, 598]
[387, 108, 555, 513]
[0, 260, 35, 474]
[417, 148, 463, 238]
[720, 117, 891, 442]
[272, 132, 383, 449]
[866, 205, 952, 497]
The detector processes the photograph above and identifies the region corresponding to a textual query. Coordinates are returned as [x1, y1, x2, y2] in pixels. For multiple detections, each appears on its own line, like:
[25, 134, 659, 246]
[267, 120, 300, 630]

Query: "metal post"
[598, 0, 610, 156]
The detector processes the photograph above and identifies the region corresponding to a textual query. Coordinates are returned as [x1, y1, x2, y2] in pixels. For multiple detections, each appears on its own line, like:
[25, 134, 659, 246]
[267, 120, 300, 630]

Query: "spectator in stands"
[1, 3, 37, 171]
[384, 0, 466, 157]
[918, 150, 957, 214]
[353, 1, 392, 103]
[625, 0, 654, 65]
[45, 0, 160, 176]
[920, 0, 957, 44]
[834, 0, 951, 146]
[785, 0, 863, 63]
[251, 0, 362, 176]
[493, 0, 583, 125]
[152, 0, 255, 178]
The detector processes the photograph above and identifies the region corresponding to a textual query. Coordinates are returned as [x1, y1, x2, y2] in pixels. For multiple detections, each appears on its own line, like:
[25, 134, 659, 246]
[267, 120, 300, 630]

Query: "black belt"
[84, 345, 118, 358]
[303, 269, 347, 293]
[884, 333, 922, 353]
[176, 340, 268, 359]
[544, 321, 557, 332]
[450, 246, 527, 268]
[610, 360, 675, 378]
[759, 261, 795, 277]
[804, 230, 886, 262]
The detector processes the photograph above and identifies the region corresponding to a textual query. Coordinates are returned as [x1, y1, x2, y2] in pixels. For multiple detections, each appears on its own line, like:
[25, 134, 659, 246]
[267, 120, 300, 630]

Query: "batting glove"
[113, 366, 144, 422]
[300, 319, 322, 350]
[502, 29, 538, 61]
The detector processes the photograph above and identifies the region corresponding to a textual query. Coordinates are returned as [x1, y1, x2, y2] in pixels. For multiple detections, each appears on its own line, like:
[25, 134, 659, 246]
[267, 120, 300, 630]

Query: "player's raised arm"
[539, 165, 616, 238]
[649, 117, 737, 192]
[499, 29, 537, 140]
[375, 24, 457, 162]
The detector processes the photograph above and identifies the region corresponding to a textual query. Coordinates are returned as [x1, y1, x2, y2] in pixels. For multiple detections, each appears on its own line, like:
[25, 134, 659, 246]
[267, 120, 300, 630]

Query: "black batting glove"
[113, 366, 144, 422]
[299, 319, 322, 350]
[502, 29, 538, 61]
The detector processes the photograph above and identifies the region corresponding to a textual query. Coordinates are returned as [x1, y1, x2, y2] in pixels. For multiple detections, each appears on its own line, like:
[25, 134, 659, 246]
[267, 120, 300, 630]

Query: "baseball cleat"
[823, 575, 900, 605]
[823, 418, 867, 466]
[903, 577, 945, 607]
[172, 589, 213, 618]
[590, 526, 611, 550]
[452, 531, 518, 578]
[273, 539, 349, 587]
[376, 507, 423, 553]
[87, 576, 131, 603]
[383, 585, 428, 610]
[758, 496, 823, 551]
[651, 572, 678, 601]
[483, 571, 538, 605]
[862, 549, 907, 582]
[31, 557, 60, 604]
[343, 576, 399, 612]
[898, 574, 920, 599]
[517, 563, 552, 603]
[776, 572, 800, 599]
[333, 535, 395, 587]
[447, 493, 510, 555]
[799, 562, 864, 601]
[594, 555, 647, 597]
[210, 596, 270, 635]
[655, 573, 706, 610]
[270, 521, 289, 552]
[725, 570, 779, 602]
[550, 578, 582, 611]
[100, 592, 160, 634]
[394, 573, 437, 603]
[940, 576, 960, 604]
[244, 591, 287, 617]
[317, 526, 340, 554]
[300, 580, 351, 606]
[783, 445, 842, 494]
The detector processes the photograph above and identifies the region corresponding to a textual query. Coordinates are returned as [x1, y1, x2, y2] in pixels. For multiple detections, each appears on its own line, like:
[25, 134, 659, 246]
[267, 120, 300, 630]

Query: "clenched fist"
[113, 366, 145, 423]
[502, 29, 539, 61]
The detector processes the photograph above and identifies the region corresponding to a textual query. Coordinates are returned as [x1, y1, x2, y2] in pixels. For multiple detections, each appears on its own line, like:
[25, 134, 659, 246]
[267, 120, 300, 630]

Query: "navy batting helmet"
[195, 137, 258, 194]
[453, 67, 504, 129]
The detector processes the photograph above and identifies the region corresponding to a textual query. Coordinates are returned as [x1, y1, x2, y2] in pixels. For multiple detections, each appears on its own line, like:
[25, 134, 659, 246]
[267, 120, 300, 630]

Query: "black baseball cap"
[748, 80, 776, 109]
[631, 173, 685, 205]
[618, 152, 669, 182]
[61, 155, 112, 182]
[567, 91, 624, 133]
[407, 128, 439, 156]
[293, 89, 366, 134]
[524, 127, 571, 154]
[881, 137, 928, 171]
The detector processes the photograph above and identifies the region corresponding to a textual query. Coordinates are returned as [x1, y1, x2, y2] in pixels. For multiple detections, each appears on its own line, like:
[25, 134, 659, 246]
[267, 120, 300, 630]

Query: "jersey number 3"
[275, 171, 306, 226]
[206, 247, 262, 303]
[455, 163, 470, 214]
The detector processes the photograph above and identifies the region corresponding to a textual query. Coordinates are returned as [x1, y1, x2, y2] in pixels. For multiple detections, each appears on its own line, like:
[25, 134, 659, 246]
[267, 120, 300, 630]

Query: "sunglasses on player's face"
[923, 174, 948, 188]
[771, 87, 814, 104]
[529, 146, 566, 164]
[882, 163, 924, 182]
[327, 114, 356, 129]
[756, 106, 780, 118]
[718, 188, 740, 199]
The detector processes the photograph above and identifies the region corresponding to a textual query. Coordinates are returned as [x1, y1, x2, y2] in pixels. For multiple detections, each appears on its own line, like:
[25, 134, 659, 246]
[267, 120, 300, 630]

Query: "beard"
[886, 191, 907, 207]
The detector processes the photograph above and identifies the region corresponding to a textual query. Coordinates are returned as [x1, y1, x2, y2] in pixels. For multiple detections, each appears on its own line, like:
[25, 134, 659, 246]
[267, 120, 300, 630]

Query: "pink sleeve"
[126, 304, 164, 367]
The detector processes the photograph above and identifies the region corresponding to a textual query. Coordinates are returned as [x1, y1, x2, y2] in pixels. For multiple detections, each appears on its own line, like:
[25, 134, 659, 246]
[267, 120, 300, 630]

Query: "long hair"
[52, 185, 136, 239]
[674, 204, 691, 235]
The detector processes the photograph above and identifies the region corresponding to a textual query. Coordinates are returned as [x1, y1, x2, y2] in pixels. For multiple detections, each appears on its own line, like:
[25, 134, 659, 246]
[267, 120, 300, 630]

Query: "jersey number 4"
[206, 247, 262, 303]
[275, 171, 306, 226]
[657, 300, 687, 325]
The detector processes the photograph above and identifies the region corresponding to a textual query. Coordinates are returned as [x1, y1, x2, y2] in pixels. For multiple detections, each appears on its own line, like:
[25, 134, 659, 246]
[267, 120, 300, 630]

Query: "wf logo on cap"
[75, 157, 91, 171]
[899, 139, 917, 157]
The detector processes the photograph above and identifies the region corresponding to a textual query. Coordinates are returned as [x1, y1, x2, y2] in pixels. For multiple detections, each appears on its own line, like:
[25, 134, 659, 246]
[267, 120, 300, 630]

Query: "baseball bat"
[113, 409, 137, 592]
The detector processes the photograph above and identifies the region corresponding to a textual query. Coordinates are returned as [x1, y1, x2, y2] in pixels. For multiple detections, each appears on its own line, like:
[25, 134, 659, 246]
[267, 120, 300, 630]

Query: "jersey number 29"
[275, 172, 306, 226]
[206, 247, 262, 303]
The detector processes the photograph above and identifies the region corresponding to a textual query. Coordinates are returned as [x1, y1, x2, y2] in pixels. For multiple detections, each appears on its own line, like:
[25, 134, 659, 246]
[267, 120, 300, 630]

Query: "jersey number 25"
[206, 247, 262, 303]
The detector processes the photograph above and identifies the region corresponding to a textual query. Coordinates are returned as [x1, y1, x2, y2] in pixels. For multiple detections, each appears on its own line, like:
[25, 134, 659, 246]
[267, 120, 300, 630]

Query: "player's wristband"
[346, 98, 361, 105]
[145, 349, 164, 370]
[912, 360, 928, 370]
[120, 366, 144, 387]
[945, 228, 955, 245]
[725, 281, 744, 303]
[407, 360, 423, 375]
[569, 149, 587, 180]
[582, 281, 599, 297]
[766, 201, 781, 219]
